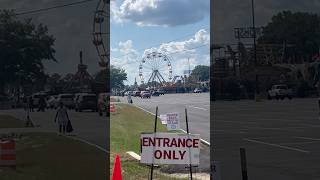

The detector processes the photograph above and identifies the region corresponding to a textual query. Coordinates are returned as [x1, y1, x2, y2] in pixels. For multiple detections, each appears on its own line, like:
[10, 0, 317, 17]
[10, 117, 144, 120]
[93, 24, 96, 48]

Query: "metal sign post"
[150, 106, 158, 180]
[185, 108, 193, 180]
[240, 148, 248, 180]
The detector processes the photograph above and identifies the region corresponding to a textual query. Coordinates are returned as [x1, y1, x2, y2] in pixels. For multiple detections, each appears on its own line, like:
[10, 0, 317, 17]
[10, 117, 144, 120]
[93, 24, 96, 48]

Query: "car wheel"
[276, 95, 279, 100]
[267, 95, 272, 100]
[99, 111, 103, 116]
[280, 96, 284, 100]
[79, 109, 82, 112]
[288, 96, 292, 100]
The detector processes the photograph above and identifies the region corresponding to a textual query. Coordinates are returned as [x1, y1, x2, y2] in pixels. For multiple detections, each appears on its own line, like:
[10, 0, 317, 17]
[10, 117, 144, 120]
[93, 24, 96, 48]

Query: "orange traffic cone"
[112, 154, 122, 180]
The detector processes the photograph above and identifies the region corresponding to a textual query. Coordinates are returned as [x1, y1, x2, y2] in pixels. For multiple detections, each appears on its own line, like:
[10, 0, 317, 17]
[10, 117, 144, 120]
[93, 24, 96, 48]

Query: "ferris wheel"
[93, 0, 109, 68]
[139, 51, 173, 86]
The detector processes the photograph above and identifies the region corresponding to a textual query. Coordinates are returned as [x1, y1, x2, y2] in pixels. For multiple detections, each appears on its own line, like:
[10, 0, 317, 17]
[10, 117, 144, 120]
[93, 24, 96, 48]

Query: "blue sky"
[111, 0, 210, 85]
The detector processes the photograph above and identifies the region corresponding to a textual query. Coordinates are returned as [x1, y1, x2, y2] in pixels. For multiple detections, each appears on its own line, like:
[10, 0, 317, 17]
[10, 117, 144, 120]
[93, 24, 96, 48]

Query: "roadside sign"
[159, 114, 167, 124]
[166, 112, 180, 130]
[140, 133, 200, 165]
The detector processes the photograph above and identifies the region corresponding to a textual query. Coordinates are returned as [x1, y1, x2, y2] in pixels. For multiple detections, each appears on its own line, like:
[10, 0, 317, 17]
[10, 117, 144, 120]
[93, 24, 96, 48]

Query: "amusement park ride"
[139, 51, 173, 87]
[93, 0, 109, 68]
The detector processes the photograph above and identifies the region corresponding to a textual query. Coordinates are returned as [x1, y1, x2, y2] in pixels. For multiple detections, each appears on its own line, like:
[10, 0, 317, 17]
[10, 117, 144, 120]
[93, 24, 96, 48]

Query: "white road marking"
[188, 105, 208, 111]
[295, 137, 320, 141]
[243, 138, 310, 153]
[279, 141, 319, 145]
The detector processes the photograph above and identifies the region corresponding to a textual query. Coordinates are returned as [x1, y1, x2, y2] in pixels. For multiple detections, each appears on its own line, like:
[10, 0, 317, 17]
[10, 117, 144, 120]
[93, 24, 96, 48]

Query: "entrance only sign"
[140, 133, 200, 165]
[166, 112, 180, 130]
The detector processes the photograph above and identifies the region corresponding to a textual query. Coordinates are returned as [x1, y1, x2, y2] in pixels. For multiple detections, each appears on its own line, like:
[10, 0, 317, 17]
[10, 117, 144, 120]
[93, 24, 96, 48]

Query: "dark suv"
[75, 94, 98, 112]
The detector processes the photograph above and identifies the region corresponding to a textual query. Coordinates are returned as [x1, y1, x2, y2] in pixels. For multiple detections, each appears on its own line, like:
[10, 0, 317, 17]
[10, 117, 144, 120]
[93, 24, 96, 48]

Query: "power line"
[15, 0, 96, 16]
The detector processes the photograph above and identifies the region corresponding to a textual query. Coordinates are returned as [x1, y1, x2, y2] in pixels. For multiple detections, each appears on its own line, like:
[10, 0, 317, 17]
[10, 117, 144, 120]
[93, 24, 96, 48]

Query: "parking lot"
[212, 98, 320, 180]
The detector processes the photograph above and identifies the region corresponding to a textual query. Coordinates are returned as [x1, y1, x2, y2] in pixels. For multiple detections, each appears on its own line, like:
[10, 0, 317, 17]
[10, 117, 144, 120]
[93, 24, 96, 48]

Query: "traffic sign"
[166, 112, 180, 130]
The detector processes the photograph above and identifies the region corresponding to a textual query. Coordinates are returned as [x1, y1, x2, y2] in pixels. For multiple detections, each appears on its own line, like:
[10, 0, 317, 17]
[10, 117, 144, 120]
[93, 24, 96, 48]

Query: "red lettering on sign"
[171, 138, 177, 147]
[163, 150, 171, 159]
[179, 151, 186, 160]
[154, 150, 162, 159]
[193, 139, 199, 148]
[163, 138, 170, 147]
[177, 138, 186, 147]
[186, 139, 193, 147]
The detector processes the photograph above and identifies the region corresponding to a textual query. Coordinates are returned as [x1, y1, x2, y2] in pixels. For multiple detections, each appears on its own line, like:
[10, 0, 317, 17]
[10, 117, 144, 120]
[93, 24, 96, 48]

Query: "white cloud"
[111, 0, 210, 26]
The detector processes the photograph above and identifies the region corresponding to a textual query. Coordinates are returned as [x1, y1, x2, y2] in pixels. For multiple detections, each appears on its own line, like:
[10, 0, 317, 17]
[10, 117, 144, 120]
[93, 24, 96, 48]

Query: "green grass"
[110, 104, 186, 180]
[0, 115, 25, 128]
[0, 132, 107, 180]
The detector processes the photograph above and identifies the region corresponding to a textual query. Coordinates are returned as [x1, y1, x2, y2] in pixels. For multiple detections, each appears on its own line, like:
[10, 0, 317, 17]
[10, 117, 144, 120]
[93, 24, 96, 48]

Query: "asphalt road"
[0, 108, 108, 149]
[212, 98, 320, 180]
[119, 93, 210, 142]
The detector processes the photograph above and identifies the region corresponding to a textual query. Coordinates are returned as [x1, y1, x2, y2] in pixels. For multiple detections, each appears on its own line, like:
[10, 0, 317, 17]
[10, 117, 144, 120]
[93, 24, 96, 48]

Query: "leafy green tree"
[110, 65, 127, 90]
[259, 11, 320, 62]
[0, 10, 56, 92]
[190, 65, 210, 81]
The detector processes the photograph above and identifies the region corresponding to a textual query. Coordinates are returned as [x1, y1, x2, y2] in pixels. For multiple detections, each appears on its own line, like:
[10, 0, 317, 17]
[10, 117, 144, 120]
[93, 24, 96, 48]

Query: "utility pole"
[251, 0, 259, 101]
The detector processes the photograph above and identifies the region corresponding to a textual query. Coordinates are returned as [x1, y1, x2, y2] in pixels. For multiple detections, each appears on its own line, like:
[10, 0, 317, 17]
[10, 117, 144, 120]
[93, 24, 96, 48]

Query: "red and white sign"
[166, 113, 180, 130]
[140, 133, 200, 165]
[0, 139, 16, 167]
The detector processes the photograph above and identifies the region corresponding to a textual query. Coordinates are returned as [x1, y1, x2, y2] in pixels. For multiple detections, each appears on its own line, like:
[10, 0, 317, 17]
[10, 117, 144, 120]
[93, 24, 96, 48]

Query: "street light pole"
[251, 0, 259, 101]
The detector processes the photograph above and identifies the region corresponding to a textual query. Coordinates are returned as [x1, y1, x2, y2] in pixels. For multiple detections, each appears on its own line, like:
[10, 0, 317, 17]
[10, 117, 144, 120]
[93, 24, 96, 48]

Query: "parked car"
[140, 91, 151, 98]
[55, 94, 75, 109]
[193, 88, 203, 93]
[75, 94, 98, 112]
[157, 89, 165, 95]
[97, 93, 109, 116]
[268, 84, 293, 100]
[152, 91, 160, 96]
[133, 91, 141, 97]
[124, 91, 134, 96]
[46, 95, 58, 109]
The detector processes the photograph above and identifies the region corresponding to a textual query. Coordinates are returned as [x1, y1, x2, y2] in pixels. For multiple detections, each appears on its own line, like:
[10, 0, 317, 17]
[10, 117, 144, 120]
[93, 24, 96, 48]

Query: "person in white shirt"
[54, 102, 70, 134]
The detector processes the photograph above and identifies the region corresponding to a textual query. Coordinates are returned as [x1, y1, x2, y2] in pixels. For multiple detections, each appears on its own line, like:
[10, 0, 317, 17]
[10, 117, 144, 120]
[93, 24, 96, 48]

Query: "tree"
[110, 65, 127, 90]
[0, 10, 56, 93]
[190, 65, 210, 82]
[259, 11, 320, 62]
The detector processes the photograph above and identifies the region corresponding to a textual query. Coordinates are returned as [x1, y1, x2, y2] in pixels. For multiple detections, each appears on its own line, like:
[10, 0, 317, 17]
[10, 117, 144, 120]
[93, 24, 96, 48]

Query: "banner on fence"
[140, 133, 200, 165]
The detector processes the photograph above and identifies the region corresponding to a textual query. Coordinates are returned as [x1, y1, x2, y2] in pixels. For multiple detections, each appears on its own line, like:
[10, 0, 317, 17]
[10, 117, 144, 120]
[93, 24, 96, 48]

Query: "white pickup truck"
[268, 84, 293, 100]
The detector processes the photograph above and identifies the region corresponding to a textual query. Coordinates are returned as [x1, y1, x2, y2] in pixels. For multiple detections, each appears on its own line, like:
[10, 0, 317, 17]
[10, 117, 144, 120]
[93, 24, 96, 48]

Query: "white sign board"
[159, 114, 167, 125]
[140, 133, 200, 165]
[166, 112, 180, 130]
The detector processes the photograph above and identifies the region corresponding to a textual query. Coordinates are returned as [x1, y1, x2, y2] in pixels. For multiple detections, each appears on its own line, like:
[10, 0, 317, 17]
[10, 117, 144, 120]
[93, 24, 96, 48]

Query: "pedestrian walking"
[28, 96, 34, 112]
[37, 96, 46, 112]
[127, 93, 133, 104]
[54, 102, 70, 134]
